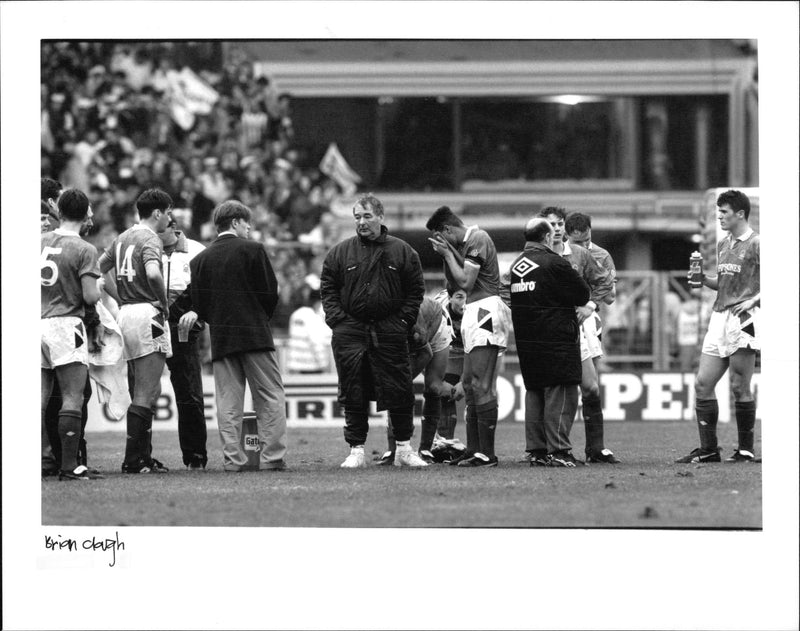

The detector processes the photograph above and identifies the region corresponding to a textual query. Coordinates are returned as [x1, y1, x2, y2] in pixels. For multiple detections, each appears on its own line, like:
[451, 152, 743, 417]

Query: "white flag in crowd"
[319, 143, 362, 197]
[167, 67, 219, 130]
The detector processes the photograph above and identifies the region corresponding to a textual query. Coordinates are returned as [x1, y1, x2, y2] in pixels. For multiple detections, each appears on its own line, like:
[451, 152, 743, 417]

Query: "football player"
[98, 188, 173, 473]
[426, 206, 512, 467]
[564, 211, 622, 464]
[41, 189, 102, 480]
[432, 286, 469, 463]
[676, 190, 760, 463]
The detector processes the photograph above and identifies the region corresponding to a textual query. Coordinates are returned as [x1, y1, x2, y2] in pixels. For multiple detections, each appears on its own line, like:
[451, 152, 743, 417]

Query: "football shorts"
[41, 316, 88, 369]
[429, 313, 453, 354]
[702, 307, 760, 358]
[581, 311, 603, 361]
[461, 295, 511, 354]
[117, 303, 172, 360]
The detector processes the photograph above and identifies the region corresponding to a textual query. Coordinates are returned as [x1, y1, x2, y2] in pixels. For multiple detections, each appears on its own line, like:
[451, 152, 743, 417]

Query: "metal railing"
[259, 270, 709, 373]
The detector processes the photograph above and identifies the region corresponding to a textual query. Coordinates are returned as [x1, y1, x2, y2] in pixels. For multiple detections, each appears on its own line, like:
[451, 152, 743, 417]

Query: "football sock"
[438, 397, 457, 439]
[464, 394, 478, 454]
[581, 392, 604, 454]
[125, 404, 152, 465]
[475, 400, 498, 458]
[734, 400, 756, 453]
[695, 398, 719, 451]
[57, 409, 82, 472]
[419, 392, 441, 452]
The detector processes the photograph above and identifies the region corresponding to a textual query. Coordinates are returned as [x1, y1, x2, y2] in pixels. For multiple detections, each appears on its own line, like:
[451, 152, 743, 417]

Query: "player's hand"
[428, 233, 450, 257]
[731, 298, 755, 316]
[450, 382, 465, 401]
[179, 310, 199, 331]
[686, 269, 705, 283]
[88, 326, 108, 354]
[575, 304, 594, 324]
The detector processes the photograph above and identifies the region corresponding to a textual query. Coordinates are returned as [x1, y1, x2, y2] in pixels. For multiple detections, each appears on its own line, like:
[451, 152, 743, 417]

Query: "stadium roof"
[235, 39, 754, 63]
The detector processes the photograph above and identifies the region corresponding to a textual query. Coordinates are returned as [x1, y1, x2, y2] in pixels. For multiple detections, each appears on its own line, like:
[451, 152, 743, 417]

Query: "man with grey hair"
[190, 200, 287, 471]
[321, 193, 427, 468]
[508, 217, 591, 467]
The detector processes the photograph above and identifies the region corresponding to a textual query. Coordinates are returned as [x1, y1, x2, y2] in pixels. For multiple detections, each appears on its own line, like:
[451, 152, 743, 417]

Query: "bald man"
[508, 218, 591, 467]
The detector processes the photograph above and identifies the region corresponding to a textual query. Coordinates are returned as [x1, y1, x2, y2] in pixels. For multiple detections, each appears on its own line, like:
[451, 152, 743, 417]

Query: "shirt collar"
[463, 225, 478, 243]
[523, 241, 551, 253]
[561, 241, 573, 257]
[54, 227, 80, 236]
[735, 228, 754, 242]
[135, 222, 157, 236]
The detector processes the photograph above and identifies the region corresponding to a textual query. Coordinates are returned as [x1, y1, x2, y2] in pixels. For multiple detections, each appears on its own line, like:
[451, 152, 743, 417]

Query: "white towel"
[89, 302, 130, 421]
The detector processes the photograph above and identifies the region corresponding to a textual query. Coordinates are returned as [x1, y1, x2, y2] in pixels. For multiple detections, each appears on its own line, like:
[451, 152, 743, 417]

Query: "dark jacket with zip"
[320, 226, 424, 410]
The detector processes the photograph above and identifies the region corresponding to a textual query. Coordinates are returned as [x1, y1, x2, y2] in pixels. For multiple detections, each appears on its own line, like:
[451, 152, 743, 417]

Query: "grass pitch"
[42, 419, 761, 529]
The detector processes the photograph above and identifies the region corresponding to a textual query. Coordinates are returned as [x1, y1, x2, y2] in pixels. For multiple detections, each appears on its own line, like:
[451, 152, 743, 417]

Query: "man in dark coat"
[509, 217, 591, 467]
[190, 200, 287, 471]
[320, 193, 428, 468]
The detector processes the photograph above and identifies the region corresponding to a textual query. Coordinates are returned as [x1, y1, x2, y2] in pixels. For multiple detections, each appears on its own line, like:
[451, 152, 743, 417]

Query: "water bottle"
[688, 251, 703, 288]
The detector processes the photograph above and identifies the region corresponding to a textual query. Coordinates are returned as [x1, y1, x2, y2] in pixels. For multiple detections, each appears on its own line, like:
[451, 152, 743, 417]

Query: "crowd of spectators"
[41, 41, 344, 336]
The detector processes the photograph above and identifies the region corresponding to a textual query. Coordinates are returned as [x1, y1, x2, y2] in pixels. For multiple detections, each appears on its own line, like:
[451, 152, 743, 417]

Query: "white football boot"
[394, 442, 429, 467]
[340, 446, 367, 468]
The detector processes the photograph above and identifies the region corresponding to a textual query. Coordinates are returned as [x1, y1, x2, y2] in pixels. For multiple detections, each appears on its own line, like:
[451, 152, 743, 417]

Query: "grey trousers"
[524, 384, 579, 454]
[213, 350, 287, 470]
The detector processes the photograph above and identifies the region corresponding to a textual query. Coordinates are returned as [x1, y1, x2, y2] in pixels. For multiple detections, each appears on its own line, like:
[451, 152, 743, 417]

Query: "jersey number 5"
[116, 243, 137, 282]
[41, 246, 63, 286]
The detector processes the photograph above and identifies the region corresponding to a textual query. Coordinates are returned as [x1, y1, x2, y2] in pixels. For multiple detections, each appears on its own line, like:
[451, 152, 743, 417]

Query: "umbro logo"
[511, 257, 538, 278]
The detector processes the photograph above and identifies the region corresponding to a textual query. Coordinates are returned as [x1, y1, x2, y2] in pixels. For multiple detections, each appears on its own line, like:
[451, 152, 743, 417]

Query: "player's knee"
[470, 380, 490, 399]
[730, 376, 752, 400]
[694, 374, 715, 399]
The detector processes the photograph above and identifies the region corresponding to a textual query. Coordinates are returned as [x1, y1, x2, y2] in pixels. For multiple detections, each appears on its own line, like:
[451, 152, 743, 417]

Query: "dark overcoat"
[509, 242, 591, 389]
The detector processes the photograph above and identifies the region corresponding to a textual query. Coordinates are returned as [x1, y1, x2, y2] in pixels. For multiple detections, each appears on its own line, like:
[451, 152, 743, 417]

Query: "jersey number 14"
[116, 243, 137, 282]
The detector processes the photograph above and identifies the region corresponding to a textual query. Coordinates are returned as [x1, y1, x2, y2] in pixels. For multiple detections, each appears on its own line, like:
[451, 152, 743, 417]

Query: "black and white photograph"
[3, 2, 798, 630]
